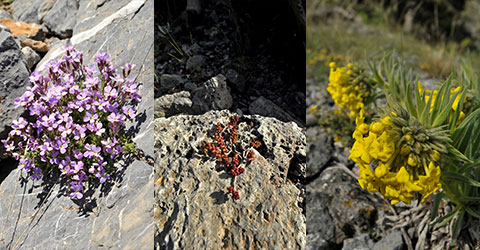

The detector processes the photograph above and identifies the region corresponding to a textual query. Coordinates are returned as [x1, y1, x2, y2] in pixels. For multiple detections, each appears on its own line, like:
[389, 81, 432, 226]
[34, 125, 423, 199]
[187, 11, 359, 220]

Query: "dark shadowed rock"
[155, 110, 305, 249]
[307, 166, 390, 245]
[159, 74, 185, 94]
[249, 96, 300, 126]
[191, 74, 233, 114]
[0, 30, 30, 157]
[306, 127, 333, 178]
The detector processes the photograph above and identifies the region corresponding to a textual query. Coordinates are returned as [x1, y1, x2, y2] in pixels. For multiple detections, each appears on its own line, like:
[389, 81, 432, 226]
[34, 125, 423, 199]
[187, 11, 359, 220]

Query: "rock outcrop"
[155, 110, 306, 249]
[0, 1, 154, 249]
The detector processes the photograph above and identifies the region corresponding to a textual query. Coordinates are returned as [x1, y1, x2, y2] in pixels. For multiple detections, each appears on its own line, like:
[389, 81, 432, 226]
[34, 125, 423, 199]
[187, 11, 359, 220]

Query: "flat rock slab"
[0, 160, 153, 249]
[155, 110, 306, 249]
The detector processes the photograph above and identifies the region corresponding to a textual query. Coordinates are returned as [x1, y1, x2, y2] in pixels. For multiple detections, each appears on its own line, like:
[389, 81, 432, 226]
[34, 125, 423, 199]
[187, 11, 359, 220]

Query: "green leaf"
[431, 192, 447, 220]
[450, 209, 465, 246]
[464, 205, 480, 219]
[434, 206, 459, 229]
[442, 171, 480, 187]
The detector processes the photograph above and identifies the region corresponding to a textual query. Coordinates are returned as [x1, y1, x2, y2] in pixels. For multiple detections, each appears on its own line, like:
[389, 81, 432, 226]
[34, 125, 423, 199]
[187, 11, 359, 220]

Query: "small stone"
[21, 39, 49, 52]
[342, 234, 374, 250]
[184, 82, 197, 92]
[0, 18, 43, 40]
[248, 96, 298, 125]
[186, 55, 205, 72]
[226, 69, 245, 92]
[21, 46, 41, 69]
[155, 91, 193, 118]
[191, 74, 232, 114]
[159, 74, 184, 94]
[0, 10, 12, 20]
[373, 230, 404, 250]
[0, 24, 9, 33]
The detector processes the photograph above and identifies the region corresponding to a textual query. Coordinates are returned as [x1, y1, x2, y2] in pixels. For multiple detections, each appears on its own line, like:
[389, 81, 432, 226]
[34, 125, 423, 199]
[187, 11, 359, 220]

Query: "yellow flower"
[370, 122, 385, 135]
[407, 153, 418, 166]
[417, 162, 442, 203]
[309, 105, 318, 114]
[370, 131, 395, 162]
[350, 132, 376, 164]
[329, 62, 337, 68]
[333, 135, 342, 142]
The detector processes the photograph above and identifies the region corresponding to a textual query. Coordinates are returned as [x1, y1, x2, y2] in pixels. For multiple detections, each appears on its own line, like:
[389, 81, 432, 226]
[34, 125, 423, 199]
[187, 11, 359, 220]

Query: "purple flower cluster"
[2, 46, 141, 200]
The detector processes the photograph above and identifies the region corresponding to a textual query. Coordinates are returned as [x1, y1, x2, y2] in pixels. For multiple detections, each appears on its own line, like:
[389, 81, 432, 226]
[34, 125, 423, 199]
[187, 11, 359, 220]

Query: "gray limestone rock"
[191, 74, 233, 114]
[21, 46, 41, 69]
[159, 74, 185, 94]
[373, 230, 404, 250]
[155, 91, 193, 118]
[249, 96, 299, 125]
[39, 0, 79, 38]
[0, 30, 30, 157]
[0, 10, 12, 20]
[307, 233, 330, 250]
[11, 0, 43, 24]
[12, 0, 78, 38]
[306, 127, 333, 178]
[155, 110, 306, 249]
[342, 234, 374, 250]
[307, 167, 390, 244]
[0, 160, 153, 249]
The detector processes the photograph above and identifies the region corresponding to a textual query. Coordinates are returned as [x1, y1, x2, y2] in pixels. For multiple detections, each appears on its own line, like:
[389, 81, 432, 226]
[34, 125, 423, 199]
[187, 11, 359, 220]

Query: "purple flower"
[107, 112, 123, 124]
[31, 167, 42, 180]
[122, 106, 136, 119]
[29, 71, 43, 83]
[69, 181, 83, 199]
[18, 158, 32, 172]
[83, 111, 98, 123]
[123, 83, 137, 94]
[84, 144, 101, 158]
[94, 52, 110, 64]
[55, 138, 69, 154]
[73, 149, 83, 160]
[104, 85, 118, 99]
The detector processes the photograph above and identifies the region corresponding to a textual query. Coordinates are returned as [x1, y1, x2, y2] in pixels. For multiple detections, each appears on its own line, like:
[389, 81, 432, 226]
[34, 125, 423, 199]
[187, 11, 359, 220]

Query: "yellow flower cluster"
[418, 82, 466, 124]
[307, 48, 352, 66]
[349, 110, 442, 204]
[327, 62, 367, 118]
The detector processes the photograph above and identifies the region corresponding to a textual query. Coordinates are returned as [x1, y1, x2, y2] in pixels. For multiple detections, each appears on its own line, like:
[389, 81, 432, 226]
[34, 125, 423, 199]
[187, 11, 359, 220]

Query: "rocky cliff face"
[0, 1, 154, 249]
[155, 110, 306, 249]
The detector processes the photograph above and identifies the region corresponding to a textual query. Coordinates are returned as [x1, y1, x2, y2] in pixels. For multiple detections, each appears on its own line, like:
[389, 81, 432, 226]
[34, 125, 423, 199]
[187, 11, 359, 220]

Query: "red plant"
[202, 115, 260, 200]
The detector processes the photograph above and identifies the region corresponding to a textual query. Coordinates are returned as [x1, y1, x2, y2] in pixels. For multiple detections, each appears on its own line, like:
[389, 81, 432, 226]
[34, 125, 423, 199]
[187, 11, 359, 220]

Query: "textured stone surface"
[373, 230, 404, 250]
[342, 234, 374, 250]
[0, 160, 153, 249]
[249, 96, 299, 125]
[306, 127, 334, 178]
[191, 74, 233, 114]
[307, 166, 389, 245]
[155, 110, 306, 249]
[21, 46, 41, 69]
[0, 30, 30, 153]
[159, 74, 185, 94]
[21, 38, 48, 52]
[0, 19, 43, 39]
[40, 0, 79, 38]
[155, 91, 192, 118]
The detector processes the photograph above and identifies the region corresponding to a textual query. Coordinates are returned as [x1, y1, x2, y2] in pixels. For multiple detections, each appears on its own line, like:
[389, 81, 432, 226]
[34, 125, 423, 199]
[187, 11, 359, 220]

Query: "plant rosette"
[2, 45, 140, 200]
